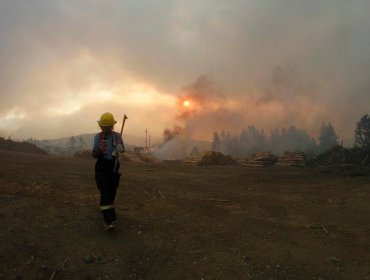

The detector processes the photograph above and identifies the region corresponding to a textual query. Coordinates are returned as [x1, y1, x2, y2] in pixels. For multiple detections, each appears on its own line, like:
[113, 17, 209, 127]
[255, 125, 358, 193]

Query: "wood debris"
[243, 152, 277, 167]
[184, 151, 212, 165]
[197, 152, 237, 166]
[308, 223, 329, 234]
[158, 189, 164, 200]
[361, 154, 369, 165]
[200, 198, 232, 203]
[276, 152, 306, 167]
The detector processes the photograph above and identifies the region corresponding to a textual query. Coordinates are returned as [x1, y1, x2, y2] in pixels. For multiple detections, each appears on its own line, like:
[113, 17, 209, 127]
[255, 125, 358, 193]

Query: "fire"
[182, 100, 190, 107]
[178, 96, 197, 119]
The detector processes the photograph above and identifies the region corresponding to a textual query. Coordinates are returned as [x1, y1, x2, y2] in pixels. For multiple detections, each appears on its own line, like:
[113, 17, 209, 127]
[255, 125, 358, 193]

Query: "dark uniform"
[93, 131, 124, 225]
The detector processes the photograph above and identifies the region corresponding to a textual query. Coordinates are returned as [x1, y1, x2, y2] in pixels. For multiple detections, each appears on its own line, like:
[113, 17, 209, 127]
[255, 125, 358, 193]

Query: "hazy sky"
[1, 0, 369, 143]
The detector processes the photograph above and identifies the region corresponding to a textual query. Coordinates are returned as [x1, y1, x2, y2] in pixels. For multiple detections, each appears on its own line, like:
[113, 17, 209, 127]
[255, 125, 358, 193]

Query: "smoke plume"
[1, 1, 370, 142]
[163, 126, 183, 143]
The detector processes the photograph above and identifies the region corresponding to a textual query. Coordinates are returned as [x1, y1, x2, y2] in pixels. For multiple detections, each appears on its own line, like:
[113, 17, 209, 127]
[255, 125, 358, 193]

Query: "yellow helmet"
[98, 112, 117, 127]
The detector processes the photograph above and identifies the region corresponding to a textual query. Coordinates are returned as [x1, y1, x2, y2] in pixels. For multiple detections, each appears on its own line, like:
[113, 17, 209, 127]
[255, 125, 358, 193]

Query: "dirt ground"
[0, 149, 370, 280]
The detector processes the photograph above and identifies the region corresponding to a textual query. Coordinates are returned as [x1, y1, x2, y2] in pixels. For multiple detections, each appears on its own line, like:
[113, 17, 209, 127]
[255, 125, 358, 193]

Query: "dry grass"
[0, 149, 370, 279]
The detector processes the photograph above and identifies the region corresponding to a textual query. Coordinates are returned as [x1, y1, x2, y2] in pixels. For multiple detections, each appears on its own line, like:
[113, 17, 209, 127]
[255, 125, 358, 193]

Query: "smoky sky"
[1, 0, 370, 142]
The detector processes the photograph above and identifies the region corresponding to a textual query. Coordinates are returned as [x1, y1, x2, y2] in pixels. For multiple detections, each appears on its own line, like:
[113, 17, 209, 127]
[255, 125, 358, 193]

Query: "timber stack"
[244, 151, 277, 167]
[276, 151, 306, 166]
[184, 151, 212, 165]
[197, 151, 237, 166]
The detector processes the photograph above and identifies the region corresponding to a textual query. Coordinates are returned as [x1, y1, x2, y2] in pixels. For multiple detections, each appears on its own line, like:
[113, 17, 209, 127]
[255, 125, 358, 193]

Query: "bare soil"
[0, 149, 370, 280]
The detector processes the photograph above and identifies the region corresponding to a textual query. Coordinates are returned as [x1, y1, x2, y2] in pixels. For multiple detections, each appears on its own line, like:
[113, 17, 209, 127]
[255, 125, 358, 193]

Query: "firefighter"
[92, 112, 125, 231]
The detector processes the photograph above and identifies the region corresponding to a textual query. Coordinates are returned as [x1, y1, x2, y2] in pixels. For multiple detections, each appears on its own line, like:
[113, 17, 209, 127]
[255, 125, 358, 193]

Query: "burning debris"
[157, 76, 232, 161]
[158, 76, 246, 161]
[152, 126, 186, 160]
[163, 126, 183, 143]
[153, 137, 187, 160]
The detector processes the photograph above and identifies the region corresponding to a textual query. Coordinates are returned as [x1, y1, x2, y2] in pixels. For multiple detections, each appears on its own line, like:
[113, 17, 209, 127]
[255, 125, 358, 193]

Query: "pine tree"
[354, 114, 370, 150]
[211, 132, 221, 152]
[318, 122, 339, 153]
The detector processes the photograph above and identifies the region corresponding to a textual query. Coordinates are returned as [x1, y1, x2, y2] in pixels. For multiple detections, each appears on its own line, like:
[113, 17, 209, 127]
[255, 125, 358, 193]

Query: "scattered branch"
[308, 224, 329, 234]
[49, 258, 68, 280]
[200, 199, 232, 203]
[158, 189, 164, 200]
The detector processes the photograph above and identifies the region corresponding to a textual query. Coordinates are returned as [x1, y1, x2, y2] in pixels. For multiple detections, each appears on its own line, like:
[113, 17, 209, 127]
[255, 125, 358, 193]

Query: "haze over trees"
[318, 122, 339, 154]
[354, 114, 370, 150]
[212, 125, 318, 158]
[67, 136, 87, 154]
[211, 114, 370, 158]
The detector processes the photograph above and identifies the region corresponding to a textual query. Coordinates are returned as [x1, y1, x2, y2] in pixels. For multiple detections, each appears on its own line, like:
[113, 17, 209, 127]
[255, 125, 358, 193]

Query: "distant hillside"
[30, 133, 144, 148]
[0, 137, 48, 155]
[27, 133, 144, 155]
[26, 133, 212, 157]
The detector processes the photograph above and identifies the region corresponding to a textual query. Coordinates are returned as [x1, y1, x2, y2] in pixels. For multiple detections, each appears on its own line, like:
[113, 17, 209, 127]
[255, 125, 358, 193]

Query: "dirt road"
[0, 150, 369, 279]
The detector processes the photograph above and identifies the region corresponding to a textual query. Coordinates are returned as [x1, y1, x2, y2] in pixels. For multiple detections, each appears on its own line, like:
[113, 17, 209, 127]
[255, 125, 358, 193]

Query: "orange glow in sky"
[182, 100, 190, 107]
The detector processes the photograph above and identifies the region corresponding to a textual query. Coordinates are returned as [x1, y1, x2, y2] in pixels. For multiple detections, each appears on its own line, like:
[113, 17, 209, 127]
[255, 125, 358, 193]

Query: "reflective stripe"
[100, 205, 114, 211]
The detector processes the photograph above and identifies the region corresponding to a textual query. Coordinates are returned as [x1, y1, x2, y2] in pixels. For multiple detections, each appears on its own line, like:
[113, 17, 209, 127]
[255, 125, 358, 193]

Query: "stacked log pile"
[197, 152, 237, 166]
[184, 151, 212, 165]
[244, 152, 277, 167]
[276, 152, 306, 166]
[235, 157, 247, 165]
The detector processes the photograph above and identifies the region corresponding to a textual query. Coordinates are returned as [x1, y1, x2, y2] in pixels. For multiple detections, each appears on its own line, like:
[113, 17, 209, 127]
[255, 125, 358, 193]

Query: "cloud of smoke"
[163, 126, 184, 143]
[159, 71, 347, 158]
[153, 137, 187, 160]
[1, 1, 370, 142]
[166, 74, 319, 141]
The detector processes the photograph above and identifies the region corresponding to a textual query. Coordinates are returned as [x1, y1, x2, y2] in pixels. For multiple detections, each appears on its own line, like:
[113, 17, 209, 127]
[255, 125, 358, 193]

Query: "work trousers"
[95, 157, 121, 224]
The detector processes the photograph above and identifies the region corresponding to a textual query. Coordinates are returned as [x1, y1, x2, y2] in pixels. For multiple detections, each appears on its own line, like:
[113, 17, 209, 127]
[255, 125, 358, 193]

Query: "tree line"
[211, 114, 370, 158]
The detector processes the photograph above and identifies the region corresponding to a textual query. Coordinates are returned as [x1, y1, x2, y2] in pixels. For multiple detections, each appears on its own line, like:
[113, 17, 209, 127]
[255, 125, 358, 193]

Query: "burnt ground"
[0, 149, 370, 280]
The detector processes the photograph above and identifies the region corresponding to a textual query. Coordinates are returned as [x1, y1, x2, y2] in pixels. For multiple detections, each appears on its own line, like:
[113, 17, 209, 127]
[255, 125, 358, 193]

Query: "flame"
[177, 96, 199, 120]
[182, 100, 190, 107]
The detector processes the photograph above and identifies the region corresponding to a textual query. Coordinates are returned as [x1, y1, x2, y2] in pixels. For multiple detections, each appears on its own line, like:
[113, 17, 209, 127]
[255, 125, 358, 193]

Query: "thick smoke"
[156, 76, 236, 158]
[1, 1, 370, 140]
[152, 137, 187, 160]
[175, 76, 245, 139]
[159, 75, 346, 158]
[157, 76, 257, 159]
[212, 126, 318, 158]
[153, 126, 187, 160]
[164, 74, 319, 141]
[163, 126, 183, 143]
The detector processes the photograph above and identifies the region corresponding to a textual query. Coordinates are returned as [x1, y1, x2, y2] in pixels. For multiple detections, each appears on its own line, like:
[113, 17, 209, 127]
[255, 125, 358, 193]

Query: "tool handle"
[120, 114, 128, 136]
[114, 114, 128, 172]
